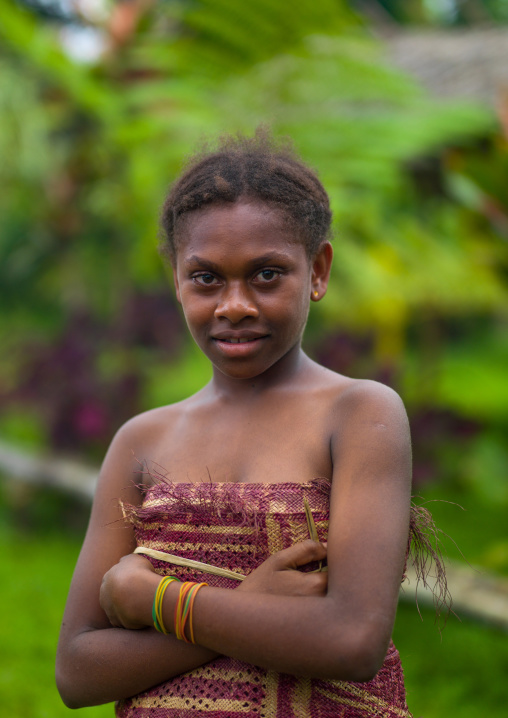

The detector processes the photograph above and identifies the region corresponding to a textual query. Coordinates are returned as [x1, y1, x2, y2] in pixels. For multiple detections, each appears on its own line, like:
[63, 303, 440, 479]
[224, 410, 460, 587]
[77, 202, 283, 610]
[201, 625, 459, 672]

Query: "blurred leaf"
[0, 0, 506, 466]
[459, 433, 508, 505]
[143, 341, 212, 410]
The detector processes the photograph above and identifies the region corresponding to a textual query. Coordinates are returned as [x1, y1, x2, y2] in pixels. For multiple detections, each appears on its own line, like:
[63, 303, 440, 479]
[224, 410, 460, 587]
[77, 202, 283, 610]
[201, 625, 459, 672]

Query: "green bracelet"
[152, 576, 179, 634]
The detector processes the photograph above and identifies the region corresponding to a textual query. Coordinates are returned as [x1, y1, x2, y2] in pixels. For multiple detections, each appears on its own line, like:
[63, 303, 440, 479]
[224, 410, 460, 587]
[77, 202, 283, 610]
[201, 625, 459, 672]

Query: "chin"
[217, 366, 264, 380]
[213, 358, 274, 381]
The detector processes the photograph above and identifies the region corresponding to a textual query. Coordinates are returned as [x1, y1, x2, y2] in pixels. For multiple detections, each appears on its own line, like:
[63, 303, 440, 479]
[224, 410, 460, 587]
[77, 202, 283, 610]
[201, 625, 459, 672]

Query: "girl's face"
[173, 201, 330, 381]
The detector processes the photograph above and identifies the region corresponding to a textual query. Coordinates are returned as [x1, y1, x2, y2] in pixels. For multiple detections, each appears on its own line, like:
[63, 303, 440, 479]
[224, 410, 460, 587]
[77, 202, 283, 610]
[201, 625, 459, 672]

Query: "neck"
[208, 345, 311, 400]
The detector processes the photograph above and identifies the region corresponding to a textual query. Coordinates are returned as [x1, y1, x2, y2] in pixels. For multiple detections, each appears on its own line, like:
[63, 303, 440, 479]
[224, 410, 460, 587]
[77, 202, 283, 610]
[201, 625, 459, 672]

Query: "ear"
[172, 265, 182, 303]
[310, 242, 333, 302]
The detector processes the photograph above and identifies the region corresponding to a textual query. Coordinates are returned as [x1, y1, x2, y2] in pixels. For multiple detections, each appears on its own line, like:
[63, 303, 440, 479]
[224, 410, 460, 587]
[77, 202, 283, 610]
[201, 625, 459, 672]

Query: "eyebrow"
[184, 252, 293, 272]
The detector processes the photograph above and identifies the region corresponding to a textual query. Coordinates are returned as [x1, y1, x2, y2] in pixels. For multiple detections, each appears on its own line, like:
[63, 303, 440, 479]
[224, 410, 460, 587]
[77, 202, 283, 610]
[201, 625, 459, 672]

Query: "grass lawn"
[0, 524, 112, 718]
[394, 603, 508, 718]
[1, 480, 506, 717]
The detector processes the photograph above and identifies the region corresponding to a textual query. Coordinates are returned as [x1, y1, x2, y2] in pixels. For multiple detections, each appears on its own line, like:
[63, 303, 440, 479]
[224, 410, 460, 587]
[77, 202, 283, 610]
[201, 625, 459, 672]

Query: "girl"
[56, 131, 430, 717]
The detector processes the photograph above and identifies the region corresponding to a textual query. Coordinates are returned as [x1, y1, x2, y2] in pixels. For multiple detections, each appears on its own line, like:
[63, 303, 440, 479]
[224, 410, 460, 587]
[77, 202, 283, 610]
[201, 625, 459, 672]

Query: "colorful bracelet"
[152, 576, 180, 634]
[174, 581, 208, 644]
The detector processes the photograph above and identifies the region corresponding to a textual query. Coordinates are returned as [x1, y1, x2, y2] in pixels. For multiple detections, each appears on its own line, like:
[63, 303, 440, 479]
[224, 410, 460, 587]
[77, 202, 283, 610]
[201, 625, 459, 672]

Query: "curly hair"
[159, 128, 332, 262]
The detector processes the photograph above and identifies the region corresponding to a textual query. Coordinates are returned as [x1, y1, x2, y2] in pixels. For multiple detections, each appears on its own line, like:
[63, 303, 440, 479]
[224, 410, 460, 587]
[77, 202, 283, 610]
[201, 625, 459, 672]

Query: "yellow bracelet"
[152, 576, 179, 634]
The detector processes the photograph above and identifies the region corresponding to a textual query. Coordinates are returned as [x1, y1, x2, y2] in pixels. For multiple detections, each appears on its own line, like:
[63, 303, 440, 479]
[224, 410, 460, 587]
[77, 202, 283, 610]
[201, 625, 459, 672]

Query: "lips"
[220, 337, 255, 344]
[212, 332, 268, 357]
[213, 332, 267, 343]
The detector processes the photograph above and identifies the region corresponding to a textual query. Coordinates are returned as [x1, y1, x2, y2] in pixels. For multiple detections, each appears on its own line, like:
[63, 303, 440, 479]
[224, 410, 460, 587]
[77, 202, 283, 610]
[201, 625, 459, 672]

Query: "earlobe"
[311, 242, 333, 302]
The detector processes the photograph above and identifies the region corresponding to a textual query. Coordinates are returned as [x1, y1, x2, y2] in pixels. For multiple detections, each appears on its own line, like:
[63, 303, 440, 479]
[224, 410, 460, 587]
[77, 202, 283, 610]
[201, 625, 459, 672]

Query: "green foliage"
[0, 406, 46, 449]
[0, 0, 496, 324]
[0, 0, 506, 490]
[394, 480, 508, 716]
[371, 0, 508, 25]
[143, 340, 213, 410]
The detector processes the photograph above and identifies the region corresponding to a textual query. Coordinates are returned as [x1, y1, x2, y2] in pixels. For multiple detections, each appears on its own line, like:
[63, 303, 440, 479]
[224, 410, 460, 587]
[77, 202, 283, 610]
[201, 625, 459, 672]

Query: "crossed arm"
[55, 382, 412, 708]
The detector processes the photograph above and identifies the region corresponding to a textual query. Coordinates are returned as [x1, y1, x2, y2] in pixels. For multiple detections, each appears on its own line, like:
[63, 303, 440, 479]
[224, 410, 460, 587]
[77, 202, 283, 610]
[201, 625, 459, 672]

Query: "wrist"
[154, 579, 208, 642]
[128, 571, 161, 628]
[162, 579, 183, 633]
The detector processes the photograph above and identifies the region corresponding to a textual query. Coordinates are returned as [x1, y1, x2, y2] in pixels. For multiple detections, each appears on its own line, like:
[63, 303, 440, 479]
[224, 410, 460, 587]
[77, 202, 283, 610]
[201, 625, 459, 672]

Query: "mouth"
[219, 337, 257, 344]
[213, 332, 267, 343]
[212, 334, 268, 356]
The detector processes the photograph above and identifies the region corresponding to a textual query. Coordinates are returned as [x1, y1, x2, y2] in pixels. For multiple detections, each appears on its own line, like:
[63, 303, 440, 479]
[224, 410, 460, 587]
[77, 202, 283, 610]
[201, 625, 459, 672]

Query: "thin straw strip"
[303, 497, 324, 571]
[303, 497, 319, 541]
[134, 547, 246, 581]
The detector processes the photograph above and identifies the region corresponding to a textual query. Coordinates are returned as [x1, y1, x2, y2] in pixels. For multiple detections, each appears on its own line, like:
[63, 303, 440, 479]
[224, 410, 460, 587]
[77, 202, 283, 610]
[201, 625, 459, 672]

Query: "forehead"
[174, 201, 308, 265]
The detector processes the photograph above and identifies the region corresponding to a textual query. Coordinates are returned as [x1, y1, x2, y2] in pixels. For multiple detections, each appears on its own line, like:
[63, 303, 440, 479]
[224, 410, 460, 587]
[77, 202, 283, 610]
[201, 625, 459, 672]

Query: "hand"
[100, 553, 159, 630]
[237, 540, 328, 597]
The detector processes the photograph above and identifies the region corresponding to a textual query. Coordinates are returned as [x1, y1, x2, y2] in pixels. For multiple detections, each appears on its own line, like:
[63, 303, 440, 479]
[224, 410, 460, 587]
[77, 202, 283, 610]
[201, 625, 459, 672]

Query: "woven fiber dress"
[117, 479, 412, 718]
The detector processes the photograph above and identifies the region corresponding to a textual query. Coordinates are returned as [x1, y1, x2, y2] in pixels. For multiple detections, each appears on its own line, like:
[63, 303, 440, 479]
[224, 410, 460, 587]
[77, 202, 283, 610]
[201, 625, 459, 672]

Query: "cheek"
[177, 292, 205, 330]
[181, 301, 204, 327]
[264, 294, 310, 335]
[289, 289, 311, 333]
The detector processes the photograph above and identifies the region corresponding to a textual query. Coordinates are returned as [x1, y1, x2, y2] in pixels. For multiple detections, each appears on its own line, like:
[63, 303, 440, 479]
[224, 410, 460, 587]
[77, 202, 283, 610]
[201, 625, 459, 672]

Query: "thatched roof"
[383, 28, 508, 105]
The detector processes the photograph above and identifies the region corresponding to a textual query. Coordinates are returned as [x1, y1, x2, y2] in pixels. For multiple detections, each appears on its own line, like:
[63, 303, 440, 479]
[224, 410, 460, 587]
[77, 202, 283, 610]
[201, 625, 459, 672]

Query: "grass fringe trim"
[406, 501, 454, 623]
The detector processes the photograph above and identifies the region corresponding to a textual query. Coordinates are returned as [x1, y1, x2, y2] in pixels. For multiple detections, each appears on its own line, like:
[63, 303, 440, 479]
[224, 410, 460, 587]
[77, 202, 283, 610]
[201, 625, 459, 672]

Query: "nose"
[214, 282, 259, 323]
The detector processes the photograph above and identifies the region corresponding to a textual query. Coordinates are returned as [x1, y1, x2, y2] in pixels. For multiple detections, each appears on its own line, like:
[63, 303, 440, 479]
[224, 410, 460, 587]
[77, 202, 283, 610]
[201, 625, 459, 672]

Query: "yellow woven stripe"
[313, 519, 329, 535]
[144, 539, 257, 555]
[316, 685, 411, 718]
[261, 670, 279, 716]
[265, 515, 283, 554]
[335, 680, 410, 716]
[138, 518, 327, 540]
[137, 522, 257, 536]
[189, 667, 263, 683]
[132, 695, 253, 712]
[292, 677, 312, 718]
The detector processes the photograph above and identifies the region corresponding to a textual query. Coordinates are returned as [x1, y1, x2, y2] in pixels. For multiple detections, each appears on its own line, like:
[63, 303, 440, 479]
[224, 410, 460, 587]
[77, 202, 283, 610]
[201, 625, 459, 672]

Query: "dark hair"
[159, 128, 332, 262]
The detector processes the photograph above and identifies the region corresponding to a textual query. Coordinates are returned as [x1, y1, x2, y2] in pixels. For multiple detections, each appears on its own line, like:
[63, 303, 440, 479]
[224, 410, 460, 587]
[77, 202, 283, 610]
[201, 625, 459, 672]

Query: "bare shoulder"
[325, 375, 412, 480]
[310, 362, 407, 421]
[308, 364, 410, 455]
[113, 394, 197, 452]
[335, 377, 408, 420]
[116, 401, 182, 443]
[99, 397, 195, 488]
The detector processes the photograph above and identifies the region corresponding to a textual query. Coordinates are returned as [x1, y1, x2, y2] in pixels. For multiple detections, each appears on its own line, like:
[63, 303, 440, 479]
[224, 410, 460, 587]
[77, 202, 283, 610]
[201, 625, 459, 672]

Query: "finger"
[288, 569, 328, 597]
[313, 573, 329, 594]
[272, 539, 327, 569]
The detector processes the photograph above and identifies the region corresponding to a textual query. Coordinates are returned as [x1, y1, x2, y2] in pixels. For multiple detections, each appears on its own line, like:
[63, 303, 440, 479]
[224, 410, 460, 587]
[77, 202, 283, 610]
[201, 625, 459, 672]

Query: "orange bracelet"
[174, 581, 208, 643]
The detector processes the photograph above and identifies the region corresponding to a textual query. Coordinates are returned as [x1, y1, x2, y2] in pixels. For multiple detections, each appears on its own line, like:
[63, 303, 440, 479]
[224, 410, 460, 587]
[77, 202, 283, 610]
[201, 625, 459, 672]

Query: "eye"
[193, 273, 218, 286]
[255, 269, 280, 284]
